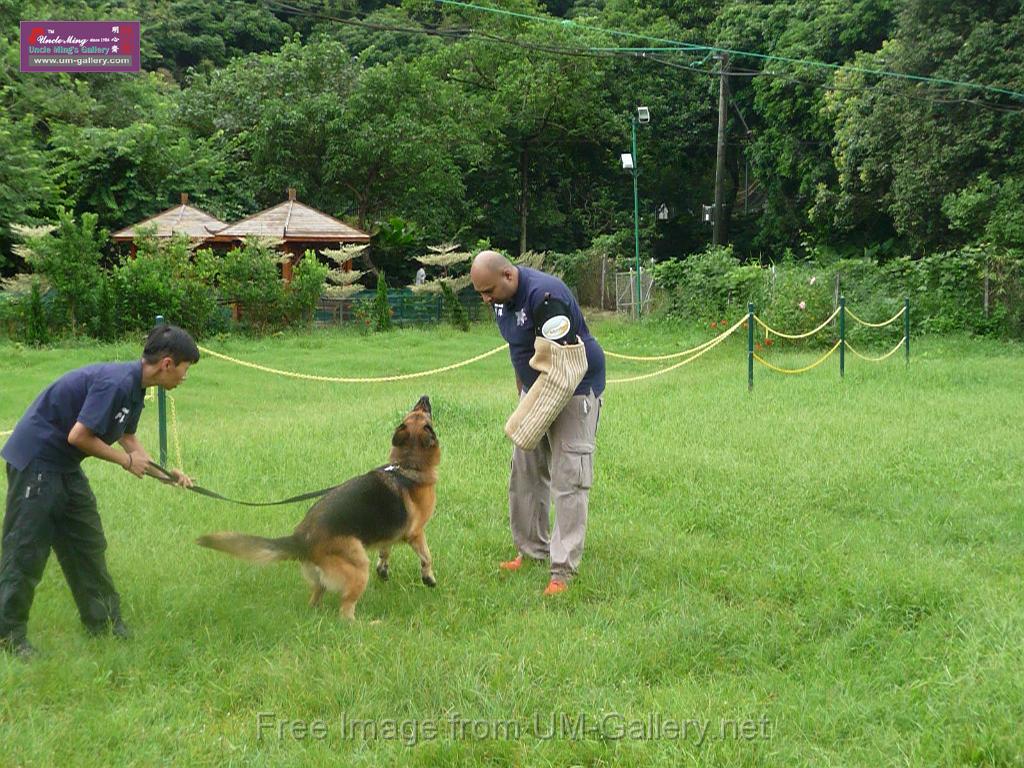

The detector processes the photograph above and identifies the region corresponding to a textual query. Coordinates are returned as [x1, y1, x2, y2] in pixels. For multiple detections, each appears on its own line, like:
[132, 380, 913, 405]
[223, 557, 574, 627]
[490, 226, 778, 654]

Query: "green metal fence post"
[631, 115, 642, 318]
[747, 303, 755, 392]
[839, 295, 846, 378]
[904, 297, 910, 365]
[155, 314, 168, 466]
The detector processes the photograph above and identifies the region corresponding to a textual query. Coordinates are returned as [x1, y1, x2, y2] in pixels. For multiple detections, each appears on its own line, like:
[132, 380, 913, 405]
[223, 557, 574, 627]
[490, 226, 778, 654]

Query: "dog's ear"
[392, 423, 410, 447]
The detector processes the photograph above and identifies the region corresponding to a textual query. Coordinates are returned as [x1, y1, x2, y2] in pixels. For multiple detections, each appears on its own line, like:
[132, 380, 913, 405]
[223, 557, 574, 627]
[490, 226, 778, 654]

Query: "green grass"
[1, 319, 1022, 766]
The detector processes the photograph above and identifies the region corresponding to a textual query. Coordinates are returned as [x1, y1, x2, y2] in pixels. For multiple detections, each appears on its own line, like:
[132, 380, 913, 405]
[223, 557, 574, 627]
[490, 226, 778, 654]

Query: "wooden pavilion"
[110, 194, 228, 254]
[209, 188, 370, 280]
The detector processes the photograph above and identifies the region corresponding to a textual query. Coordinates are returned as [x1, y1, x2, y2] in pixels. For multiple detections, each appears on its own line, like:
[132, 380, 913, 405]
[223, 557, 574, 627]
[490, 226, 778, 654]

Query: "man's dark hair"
[143, 324, 200, 365]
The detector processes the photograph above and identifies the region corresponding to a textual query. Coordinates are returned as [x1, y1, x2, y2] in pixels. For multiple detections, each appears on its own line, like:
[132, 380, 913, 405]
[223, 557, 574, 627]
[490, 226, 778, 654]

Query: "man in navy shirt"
[0, 324, 197, 658]
[470, 250, 605, 596]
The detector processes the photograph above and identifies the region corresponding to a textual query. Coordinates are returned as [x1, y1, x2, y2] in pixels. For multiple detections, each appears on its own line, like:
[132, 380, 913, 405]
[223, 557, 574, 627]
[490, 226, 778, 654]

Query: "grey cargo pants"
[508, 390, 601, 580]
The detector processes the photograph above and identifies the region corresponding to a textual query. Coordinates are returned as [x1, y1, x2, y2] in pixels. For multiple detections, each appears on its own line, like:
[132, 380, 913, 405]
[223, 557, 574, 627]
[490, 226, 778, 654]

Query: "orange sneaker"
[499, 555, 524, 571]
[543, 579, 568, 596]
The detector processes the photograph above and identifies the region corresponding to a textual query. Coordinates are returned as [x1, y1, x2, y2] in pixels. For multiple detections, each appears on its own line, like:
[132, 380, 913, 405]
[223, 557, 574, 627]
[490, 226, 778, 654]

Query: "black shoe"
[1, 635, 36, 660]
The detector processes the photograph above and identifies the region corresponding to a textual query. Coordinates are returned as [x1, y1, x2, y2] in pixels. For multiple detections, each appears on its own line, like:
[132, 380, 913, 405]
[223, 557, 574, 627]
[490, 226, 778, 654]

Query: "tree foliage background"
[3, 0, 1024, 273]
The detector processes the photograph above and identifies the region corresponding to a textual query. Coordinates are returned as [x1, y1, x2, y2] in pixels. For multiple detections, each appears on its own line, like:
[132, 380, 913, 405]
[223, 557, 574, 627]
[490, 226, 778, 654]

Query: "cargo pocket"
[20, 472, 46, 503]
[560, 441, 594, 490]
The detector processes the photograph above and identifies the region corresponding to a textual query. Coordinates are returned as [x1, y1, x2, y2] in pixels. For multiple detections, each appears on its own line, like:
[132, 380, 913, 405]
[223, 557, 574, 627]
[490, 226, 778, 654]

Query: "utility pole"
[713, 52, 729, 246]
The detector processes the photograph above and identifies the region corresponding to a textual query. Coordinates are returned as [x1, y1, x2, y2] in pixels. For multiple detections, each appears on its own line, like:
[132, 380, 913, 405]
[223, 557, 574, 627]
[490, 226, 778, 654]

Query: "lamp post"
[622, 106, 649, 318]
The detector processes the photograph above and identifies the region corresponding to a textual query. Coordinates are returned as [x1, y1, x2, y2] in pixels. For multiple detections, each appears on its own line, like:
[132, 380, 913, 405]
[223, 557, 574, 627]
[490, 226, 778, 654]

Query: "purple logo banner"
[20, 21, 140, 73]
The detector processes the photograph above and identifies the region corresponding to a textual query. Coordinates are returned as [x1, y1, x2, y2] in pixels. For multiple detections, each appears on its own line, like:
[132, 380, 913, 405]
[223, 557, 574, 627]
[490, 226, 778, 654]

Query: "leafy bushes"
[284, 255, 330, 327]
[112, 232, 224, 336]
[654, 245, 766, 322]
[1, 214, 332, 343]
[758, 262, 835, 339]
[371, 270, 394, 332]
[657, 246, 1024, 340]
[13, 210, 106, 335]
[0, 276, 56, 345]
[217, 239, 285, 332]
[440, 280, 470, 331]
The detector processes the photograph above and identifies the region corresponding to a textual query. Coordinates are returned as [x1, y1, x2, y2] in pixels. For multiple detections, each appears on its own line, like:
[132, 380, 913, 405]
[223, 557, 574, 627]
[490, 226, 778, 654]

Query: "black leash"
[147, 461, 340, 507]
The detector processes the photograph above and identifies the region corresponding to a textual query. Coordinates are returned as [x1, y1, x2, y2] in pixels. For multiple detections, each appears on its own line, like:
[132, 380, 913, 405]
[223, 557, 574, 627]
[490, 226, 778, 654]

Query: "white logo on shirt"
[114, 407, 130, 424]
[515, 309, 527, 327]
[541, 315, 571, 340]
[494, 305, 504, 318]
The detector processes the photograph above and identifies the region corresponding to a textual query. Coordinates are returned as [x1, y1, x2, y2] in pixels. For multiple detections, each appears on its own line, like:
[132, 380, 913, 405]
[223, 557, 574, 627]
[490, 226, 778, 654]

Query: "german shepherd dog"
[196, 396, 440, 620]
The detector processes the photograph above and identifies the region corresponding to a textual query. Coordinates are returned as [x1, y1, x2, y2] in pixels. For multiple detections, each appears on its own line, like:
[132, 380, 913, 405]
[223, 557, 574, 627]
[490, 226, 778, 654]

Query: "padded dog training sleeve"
[504, 336, 588, 451]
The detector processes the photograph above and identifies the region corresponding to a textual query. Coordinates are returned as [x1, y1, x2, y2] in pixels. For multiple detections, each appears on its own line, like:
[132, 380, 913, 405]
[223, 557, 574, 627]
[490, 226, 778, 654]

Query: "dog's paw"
[376, 563, 390, 581]
[422, 574, 437, 588]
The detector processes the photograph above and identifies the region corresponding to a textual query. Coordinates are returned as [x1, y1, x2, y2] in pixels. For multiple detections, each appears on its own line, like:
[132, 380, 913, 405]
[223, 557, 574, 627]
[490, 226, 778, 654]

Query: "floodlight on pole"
[626, 106, 649, 317]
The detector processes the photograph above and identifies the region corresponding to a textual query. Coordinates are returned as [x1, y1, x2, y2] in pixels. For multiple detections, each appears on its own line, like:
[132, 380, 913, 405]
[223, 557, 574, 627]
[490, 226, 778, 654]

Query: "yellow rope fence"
[196, 342, 509, 383]
[846, 305, 905, 328]
[754, 341, 842, 375]
[754, 307, 840, 340]
[5, 304, 907, 474]
[604, 326, 738, 361]
[844, 337, 906, 362]
[168, 392, 184, 470]
[607, 315, 747, 384]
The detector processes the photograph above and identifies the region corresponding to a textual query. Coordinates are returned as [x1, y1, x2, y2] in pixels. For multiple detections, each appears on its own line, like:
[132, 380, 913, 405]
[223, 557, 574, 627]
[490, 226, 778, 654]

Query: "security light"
[620, 153, 634, 171]
[637, 106, 650, 124]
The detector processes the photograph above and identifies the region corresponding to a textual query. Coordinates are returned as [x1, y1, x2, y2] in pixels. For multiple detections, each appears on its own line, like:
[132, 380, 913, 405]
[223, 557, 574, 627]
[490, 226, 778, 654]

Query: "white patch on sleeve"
[541, 315, 571, 340]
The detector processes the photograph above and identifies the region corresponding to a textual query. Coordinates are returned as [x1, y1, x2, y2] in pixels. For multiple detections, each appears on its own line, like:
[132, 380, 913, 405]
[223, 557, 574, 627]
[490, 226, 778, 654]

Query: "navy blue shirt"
[492, 267, 605, 396]
[2, 362, 146, 472]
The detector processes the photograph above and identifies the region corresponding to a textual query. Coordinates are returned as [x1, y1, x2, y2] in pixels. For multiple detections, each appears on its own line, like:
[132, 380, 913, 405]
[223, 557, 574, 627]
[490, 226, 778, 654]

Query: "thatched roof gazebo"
[210, 188, 370, 280]
[110, 194, 228, 253]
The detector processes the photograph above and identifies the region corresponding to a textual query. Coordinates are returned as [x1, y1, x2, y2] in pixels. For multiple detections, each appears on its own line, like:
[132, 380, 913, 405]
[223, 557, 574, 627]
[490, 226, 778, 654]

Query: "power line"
[436, 0, 1024, 102]
[262, 0, 1024, 114]
[645, 56, 1024, 115]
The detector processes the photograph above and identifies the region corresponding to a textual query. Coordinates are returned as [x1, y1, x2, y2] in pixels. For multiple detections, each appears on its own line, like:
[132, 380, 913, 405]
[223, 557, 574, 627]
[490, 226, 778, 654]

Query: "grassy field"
[0, 318, 1022, 766]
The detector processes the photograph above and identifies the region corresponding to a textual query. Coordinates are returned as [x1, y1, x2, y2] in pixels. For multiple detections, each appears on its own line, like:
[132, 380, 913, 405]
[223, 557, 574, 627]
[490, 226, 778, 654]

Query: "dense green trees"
[3, 0, 1024, 272]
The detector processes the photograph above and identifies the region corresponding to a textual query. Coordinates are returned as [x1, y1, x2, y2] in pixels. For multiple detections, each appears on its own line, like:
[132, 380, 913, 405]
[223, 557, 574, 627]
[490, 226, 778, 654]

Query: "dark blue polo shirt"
[1, 362, 146, 472]
[492, 267, 605, 396]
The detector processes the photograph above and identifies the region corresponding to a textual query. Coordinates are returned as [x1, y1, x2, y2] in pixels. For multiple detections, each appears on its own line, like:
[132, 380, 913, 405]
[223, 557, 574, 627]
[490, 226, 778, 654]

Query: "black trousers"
[0, 463, 121, 640]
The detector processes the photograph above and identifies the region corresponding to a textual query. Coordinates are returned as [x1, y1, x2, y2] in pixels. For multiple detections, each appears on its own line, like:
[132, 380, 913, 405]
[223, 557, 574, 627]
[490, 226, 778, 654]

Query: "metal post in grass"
[904, 297, 910, 365]
[839, 295, 846, 378]
[155, 314, 168, 466]
[631, 114, 642, 318]
[747, 303, 755, 392]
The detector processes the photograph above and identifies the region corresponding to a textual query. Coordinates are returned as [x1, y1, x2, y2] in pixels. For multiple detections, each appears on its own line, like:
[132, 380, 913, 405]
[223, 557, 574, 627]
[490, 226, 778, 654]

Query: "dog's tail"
[196, 532, 306, 564]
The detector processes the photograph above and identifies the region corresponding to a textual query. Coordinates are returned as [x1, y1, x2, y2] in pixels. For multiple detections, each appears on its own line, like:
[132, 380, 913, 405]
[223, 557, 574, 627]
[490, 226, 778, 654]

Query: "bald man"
[470, 251, 605, 595]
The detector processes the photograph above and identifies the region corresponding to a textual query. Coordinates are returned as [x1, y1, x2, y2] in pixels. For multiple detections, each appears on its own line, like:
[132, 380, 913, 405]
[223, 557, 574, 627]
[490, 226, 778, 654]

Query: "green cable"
[436, 0, 1024, 101]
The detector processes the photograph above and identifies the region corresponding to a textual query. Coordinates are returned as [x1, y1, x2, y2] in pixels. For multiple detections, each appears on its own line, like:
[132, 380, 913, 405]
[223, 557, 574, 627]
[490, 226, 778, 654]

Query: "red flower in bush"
[710, 321, 718, 329]
[764, 337, 774, 347]
[754, 341, 762, 351]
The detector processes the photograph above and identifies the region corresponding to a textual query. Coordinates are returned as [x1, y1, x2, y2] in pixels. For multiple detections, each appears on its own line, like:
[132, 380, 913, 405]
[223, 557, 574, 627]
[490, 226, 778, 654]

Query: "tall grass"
[0, 320, 1021, 766]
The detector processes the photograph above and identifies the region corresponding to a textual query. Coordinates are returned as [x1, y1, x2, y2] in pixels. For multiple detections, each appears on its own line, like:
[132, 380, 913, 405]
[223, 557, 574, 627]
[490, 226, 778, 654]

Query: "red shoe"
[499, 555, 523, 571]
[543, 579, 568, 596]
